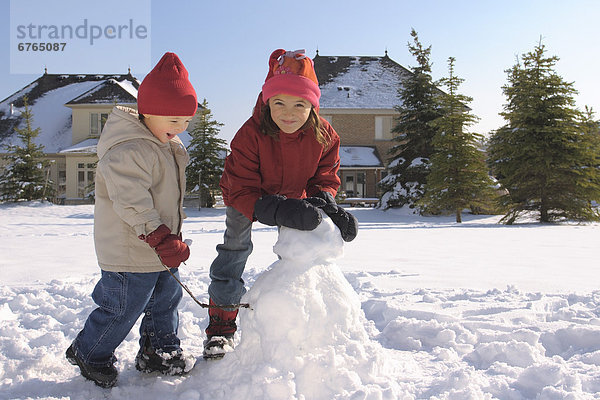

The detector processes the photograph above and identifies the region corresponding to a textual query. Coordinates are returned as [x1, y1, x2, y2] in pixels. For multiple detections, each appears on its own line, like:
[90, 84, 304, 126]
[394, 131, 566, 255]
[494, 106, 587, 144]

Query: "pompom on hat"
[261, 49, 321, 109]
[137, 52, 198, 116]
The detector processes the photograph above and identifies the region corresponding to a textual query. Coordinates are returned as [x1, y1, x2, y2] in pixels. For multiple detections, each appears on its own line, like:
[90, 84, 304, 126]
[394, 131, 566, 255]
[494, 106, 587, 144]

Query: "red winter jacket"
[220, 94, 341, 220]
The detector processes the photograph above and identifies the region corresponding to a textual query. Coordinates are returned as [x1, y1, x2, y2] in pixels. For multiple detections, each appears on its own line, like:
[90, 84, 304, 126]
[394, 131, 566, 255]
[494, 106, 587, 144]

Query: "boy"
[66, 52, 197, 388]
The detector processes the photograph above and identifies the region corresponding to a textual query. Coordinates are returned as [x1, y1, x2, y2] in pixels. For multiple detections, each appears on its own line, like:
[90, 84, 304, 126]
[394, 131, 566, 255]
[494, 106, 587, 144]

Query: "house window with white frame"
[57, 163, 67, 198]
[375, 116, 394, 140]
[77, 162, 96, 198]
[90, 113, 109, 138]
[343, 171, 366, 198]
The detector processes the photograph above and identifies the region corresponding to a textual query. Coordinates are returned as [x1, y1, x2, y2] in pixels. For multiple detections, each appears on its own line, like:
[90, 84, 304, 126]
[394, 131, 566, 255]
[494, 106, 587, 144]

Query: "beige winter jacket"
[93, 106, 189, 272]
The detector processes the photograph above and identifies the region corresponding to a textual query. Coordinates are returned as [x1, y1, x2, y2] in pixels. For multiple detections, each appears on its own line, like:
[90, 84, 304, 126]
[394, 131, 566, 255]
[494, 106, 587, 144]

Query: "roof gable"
[66, 78, 138, 105]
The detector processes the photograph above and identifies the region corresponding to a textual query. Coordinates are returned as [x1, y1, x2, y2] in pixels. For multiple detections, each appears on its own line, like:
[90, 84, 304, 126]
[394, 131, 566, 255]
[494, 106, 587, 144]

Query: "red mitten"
[141, 224, 190, 268]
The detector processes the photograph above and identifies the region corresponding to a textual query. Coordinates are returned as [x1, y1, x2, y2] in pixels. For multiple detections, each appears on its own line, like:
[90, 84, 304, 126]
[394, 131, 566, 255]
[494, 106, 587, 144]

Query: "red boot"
[203, 299, 239, 360]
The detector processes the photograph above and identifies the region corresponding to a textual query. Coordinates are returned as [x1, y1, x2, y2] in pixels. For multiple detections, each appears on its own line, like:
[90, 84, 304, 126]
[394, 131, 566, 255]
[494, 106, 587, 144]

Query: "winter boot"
[135, 334, 187, 375]
[203, 299, 239, 360]
[66, 343, 118, 388]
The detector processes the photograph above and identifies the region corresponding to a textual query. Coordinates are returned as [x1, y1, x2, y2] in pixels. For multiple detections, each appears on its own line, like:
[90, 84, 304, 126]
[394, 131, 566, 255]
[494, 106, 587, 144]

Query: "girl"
[204, 49, 357, 359]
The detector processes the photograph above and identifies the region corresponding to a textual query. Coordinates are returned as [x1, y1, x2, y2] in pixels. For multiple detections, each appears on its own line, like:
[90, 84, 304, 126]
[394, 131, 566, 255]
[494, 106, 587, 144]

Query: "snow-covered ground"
[1, 202, 599, 399]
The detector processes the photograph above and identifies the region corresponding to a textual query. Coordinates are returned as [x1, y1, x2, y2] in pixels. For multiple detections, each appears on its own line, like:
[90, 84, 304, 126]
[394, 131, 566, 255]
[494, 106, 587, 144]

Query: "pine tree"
[576, 106, 600, 203]
[379, 28, 443, 210]
[0, 96, 53, 202]
[487, 41, 600, 223]
[186, 99, 227, 208]
[418, 57, 496, 222]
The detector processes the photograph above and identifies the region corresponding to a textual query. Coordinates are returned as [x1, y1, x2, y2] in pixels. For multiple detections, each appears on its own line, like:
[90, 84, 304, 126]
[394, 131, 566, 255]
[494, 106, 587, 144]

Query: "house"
[314, 51, 412, 201]
[0, 70, 199, 203]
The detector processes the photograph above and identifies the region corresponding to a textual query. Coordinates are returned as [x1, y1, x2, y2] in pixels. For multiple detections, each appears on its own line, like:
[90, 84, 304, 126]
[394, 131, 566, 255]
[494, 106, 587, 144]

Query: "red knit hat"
[137, 52, 198, 116]
[262, 49, 321, 108]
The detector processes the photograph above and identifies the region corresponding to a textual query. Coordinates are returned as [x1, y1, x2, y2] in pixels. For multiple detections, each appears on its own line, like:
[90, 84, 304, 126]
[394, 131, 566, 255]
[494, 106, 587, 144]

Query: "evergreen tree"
[0, 96, 53, 202]
[379, 28, 443, 210]
[186, 99, 227, 208]
[487, 41, 600, 223]
[418, 57, 496, 222]
[577, 106, 600, 203]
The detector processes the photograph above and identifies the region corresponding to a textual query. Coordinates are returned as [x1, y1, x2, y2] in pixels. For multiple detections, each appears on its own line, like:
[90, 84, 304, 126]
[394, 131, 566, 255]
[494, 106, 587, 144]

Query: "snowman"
[198, 211, 403, 399]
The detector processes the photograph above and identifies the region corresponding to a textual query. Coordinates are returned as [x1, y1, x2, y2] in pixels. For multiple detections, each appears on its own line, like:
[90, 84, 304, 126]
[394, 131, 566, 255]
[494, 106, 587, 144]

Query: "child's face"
[142, 115, 192, 143]
[268, 94, 312, 134]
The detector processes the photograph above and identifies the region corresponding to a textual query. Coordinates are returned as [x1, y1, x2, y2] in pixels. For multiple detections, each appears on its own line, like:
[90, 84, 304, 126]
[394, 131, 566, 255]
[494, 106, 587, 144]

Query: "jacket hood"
[97, 106, 181, 159]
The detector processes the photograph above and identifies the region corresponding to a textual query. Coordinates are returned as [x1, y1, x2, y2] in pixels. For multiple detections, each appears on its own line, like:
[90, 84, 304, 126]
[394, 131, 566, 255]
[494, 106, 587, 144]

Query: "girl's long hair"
[259, 103, 332, 149]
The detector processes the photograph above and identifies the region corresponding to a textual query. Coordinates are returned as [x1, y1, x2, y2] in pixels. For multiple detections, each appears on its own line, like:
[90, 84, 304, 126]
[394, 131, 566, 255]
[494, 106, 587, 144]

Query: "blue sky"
[1, 0, 599, 143]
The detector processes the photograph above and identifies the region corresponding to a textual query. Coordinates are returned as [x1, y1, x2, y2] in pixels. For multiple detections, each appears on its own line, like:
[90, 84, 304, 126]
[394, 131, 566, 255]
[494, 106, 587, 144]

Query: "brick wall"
[330, 114, 373, 144]
[326, 113, 395, 167]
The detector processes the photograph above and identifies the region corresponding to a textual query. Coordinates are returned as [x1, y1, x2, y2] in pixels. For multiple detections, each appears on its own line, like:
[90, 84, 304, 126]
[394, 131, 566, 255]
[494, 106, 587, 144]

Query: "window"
[90, 113, 109, 137]
[343, 172, 366, 198]
[77, 162, 95, 198]
[375, 116, 394, 140]
[58, 168, 66, 198]
[356, 172, 365, 197]
[345, 175, 354, 197]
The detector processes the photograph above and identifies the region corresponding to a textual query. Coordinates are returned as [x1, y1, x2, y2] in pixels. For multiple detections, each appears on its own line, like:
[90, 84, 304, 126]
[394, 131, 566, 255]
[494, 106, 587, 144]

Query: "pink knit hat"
[261, 49, 321, 108]
[137, 52, 198, 116]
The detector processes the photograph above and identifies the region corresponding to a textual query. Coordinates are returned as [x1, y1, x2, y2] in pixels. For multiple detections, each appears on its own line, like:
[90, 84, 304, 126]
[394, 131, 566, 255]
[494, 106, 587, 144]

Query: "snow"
[340, 146, 382, 167]
[66, 82, 107, 103]
[115, 79, 140, 100]
[1, 203, 600, 399]
[68, 79, 138, 105]
[410, 158, 428, 168]
[387, 158, 403, 170]
[319, 57, 404, 109]
[59, 138, 98, 154]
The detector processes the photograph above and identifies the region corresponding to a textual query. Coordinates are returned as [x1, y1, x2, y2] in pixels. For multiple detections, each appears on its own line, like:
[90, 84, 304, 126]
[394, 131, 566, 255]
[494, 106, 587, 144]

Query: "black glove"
[254, 194, 322, 231]
[305, 197, 358, 242]
[310, 191, 336, 204]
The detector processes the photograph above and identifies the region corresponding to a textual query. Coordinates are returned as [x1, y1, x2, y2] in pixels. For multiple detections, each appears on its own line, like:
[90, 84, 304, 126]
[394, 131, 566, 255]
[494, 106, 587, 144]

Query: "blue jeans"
[72, 269, 183, 367]
[208, 206, 253, 306]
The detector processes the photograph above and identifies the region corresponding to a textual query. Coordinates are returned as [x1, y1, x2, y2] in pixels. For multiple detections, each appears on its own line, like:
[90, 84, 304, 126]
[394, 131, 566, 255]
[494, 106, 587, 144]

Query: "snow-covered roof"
[66, 78, 139, 105]
[339, 146, 383, 168]
[59, 138, 98, 154]
[0, 73, 139, 153]
[314, 54, 411, 109]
